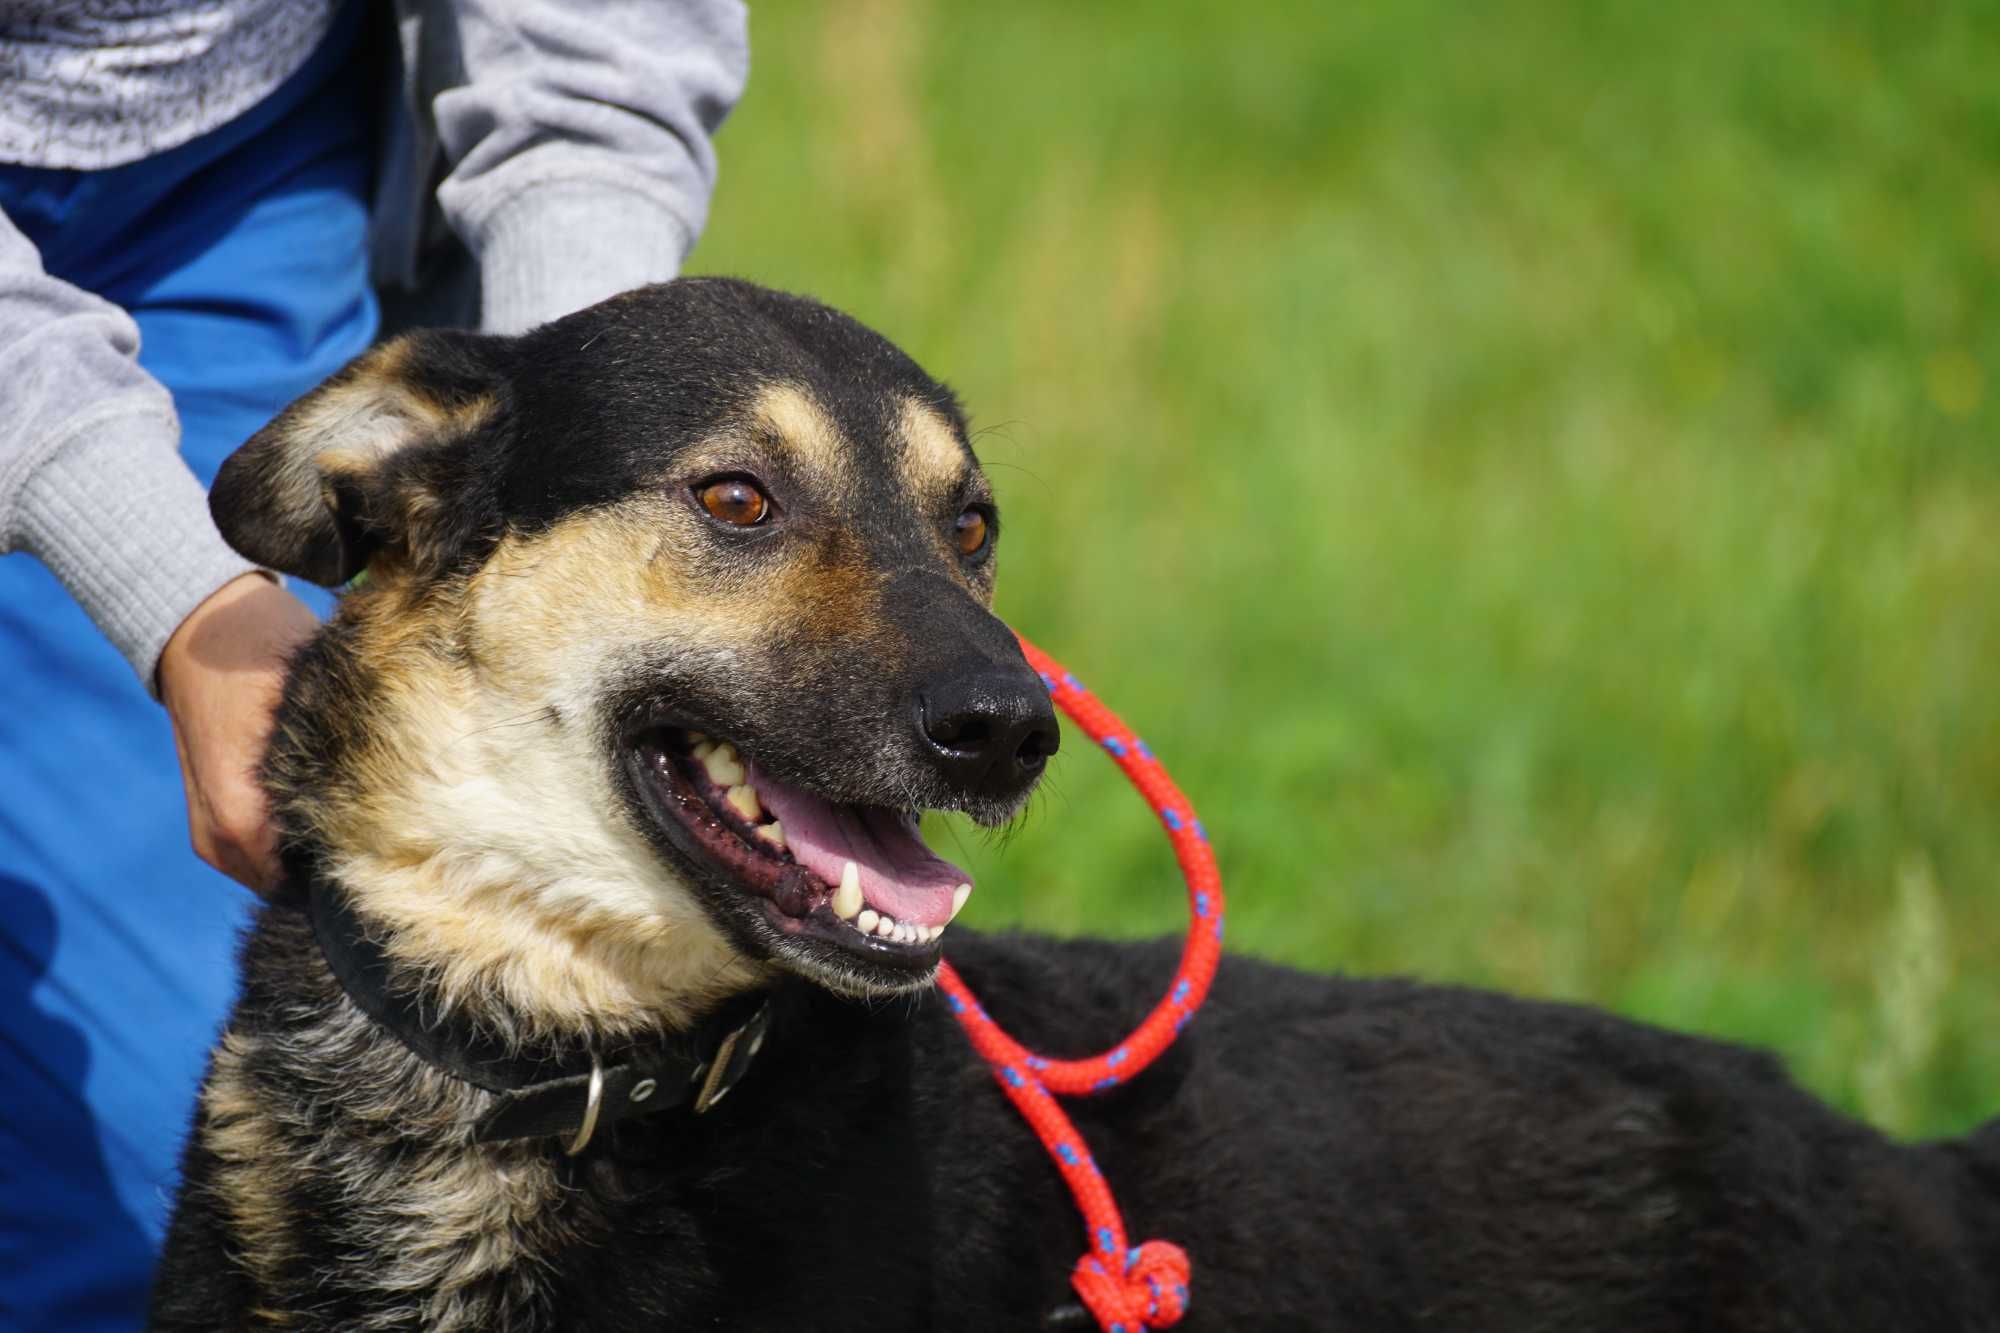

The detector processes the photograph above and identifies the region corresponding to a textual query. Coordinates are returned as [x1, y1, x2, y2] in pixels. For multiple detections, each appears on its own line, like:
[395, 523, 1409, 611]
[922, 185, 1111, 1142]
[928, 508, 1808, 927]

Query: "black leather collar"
[306, 878, 770, 1152]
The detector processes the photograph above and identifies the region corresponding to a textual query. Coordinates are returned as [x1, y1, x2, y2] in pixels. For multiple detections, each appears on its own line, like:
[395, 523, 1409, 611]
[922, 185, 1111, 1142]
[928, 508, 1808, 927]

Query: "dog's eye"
[955, 507, 989, 557]
[697, 477, 770, 527]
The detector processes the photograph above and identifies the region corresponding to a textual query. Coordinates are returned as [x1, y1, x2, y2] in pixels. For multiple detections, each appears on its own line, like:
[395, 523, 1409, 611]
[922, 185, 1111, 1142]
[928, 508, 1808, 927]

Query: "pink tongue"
[749, 764, 969, 928]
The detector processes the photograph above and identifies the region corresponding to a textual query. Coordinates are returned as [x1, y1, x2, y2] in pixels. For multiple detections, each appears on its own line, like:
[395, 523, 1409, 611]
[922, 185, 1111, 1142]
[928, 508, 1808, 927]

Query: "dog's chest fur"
[154, 916, 2000, 1331]
[161, 917, 1165, 1331]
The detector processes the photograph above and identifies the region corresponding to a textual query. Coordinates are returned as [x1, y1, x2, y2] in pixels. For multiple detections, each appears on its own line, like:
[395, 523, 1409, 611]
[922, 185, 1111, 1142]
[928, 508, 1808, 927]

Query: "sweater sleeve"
[431, 0, 750, 335]
[0, 210, 260, 692]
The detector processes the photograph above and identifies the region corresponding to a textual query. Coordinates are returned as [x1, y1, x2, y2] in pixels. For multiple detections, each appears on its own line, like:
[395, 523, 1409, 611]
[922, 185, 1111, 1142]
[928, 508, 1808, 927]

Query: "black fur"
[153, 280, 2000, 1329]
[154, 922, 2000, 1329]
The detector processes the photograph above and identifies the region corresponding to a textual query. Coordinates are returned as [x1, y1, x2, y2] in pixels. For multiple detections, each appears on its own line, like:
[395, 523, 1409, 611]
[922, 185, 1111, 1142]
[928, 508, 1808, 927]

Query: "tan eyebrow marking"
[753, 382, 851, 484]
[896, 397, 970, 500]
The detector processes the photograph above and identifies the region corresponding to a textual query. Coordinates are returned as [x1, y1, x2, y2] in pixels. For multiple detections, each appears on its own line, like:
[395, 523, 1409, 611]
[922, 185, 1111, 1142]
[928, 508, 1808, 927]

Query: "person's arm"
[429, 0, 750, 333]
[0, 210, 260, 680]
[0, 211, 313, 893]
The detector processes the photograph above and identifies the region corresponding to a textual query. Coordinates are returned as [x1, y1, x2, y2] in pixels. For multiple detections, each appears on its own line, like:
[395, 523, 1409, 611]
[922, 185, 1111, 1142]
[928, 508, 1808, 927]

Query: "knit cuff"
[468, 181, 694, 335]
[14, 423, 262, 695]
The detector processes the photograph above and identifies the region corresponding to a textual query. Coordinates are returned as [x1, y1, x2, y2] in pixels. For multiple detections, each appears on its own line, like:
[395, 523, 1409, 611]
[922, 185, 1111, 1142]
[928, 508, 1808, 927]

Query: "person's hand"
[158, 573, 321, 896]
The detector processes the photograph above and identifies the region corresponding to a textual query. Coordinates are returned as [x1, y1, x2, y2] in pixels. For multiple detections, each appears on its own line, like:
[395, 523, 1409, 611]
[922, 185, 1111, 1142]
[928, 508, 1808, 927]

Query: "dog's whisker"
[435, 706, 559, 756]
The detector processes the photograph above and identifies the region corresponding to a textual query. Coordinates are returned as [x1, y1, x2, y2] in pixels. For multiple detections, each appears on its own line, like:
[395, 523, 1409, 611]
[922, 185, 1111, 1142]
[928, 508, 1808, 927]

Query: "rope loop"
[936, 634, 1223, 1332]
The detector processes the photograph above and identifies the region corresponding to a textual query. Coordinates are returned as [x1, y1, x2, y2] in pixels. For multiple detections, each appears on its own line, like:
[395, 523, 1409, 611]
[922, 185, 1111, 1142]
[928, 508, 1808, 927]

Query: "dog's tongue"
[749, 766, 968, 928]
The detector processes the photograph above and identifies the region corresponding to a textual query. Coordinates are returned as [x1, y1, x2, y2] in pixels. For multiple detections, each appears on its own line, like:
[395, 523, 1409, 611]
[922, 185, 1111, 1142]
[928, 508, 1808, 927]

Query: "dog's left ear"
[211, 330, 511, 587]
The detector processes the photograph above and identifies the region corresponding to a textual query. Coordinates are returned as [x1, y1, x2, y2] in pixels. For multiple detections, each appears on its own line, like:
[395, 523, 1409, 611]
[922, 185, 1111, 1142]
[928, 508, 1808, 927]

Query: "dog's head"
[213, 279, 1056, 1025]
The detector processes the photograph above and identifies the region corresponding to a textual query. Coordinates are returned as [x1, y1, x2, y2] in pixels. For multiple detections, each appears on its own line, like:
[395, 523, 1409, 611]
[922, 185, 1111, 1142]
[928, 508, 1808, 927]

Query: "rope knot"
[1070, 1239, 1191, 1330]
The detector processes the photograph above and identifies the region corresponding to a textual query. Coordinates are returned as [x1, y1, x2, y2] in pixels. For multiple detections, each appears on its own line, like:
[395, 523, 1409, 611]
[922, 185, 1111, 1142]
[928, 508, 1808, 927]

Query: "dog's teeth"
[874, 914, 896, 939]
[923, 924, 941, 944]
[949, 884, 972, 922]
[704, 742, 745, 787]
[832, 861, 863, 920]
[755, 819, 787, 850]
[725, 784, 762, 821]
[692, 739, 715, 761]
[856, 908, 880, 934]
[893, 922, 911, 944]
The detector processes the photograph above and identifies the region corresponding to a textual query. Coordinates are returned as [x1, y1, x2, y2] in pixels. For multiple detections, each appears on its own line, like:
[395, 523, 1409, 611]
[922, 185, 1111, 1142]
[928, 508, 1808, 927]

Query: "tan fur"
[896, 396, 970, 501]
[337, 1136, 566, 1332]
[299, 506, 785, 1038]
[752, 381, 853, 485]
[289, 341, 493, 472]
[201, 1034, 297, 1294]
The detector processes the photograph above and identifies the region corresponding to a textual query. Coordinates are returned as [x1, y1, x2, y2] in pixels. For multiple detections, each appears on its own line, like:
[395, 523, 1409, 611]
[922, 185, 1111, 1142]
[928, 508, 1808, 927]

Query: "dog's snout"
[916, 672, 1059, 799]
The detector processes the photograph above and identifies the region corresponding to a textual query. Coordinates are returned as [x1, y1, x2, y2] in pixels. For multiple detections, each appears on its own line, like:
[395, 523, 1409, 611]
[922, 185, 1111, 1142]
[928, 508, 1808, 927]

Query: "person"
[0, 4, 748, 1327]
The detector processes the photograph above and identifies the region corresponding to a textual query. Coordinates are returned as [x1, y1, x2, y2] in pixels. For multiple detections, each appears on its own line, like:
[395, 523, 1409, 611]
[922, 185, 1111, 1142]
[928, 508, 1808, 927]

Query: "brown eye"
[698, 478, 769, 526]
[955, 507, 989, 556]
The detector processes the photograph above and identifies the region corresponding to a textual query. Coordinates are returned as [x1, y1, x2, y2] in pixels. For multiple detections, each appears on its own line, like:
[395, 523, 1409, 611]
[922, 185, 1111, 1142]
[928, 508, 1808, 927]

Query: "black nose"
[917, 671, 1060, 800]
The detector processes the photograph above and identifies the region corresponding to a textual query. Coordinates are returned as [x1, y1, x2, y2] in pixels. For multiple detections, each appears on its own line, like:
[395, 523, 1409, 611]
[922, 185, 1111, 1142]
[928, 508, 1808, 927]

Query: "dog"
[150, 278, 2000, 1331]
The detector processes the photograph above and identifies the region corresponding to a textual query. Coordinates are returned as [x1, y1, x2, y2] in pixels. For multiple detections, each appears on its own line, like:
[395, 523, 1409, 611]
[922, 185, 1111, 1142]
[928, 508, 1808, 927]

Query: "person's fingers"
[158, 573, 320, 896]
[207, 765, 286, 892]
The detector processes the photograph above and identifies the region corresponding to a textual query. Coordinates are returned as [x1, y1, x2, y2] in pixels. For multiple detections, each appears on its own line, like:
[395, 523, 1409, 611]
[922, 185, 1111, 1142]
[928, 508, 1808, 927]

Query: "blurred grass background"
[697, 0, 2000, 1138]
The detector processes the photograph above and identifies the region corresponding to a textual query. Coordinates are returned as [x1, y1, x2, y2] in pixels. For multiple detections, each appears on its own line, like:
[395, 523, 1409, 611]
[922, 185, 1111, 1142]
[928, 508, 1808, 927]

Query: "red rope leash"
[936, 635, 1226, 1331]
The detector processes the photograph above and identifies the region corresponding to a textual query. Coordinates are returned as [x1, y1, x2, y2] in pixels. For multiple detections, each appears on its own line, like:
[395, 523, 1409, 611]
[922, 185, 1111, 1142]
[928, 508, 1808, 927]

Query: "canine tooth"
[874, 915, 896, 939]
[725, 784, 762, 820]
[704, 742, 745, 787]
[755, 819, 787, 849]
[856, 909, 880, 934]
[950, 884, 972, 922]
[692, 739, 715, 761]
[832, 861, 863, 920]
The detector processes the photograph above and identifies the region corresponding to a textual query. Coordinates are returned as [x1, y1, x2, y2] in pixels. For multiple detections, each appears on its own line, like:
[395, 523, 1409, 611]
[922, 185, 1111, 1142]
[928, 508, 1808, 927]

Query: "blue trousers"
[0, 12, 376, 1328]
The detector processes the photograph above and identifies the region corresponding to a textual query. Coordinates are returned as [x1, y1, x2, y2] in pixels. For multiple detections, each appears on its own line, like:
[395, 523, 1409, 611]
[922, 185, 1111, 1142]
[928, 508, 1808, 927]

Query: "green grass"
[697, 0, 2000, 1138]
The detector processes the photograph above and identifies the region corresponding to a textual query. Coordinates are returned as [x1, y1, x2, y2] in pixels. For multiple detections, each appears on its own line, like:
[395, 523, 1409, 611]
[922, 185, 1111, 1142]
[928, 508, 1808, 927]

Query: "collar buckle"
[691, 1003, 770, 1114]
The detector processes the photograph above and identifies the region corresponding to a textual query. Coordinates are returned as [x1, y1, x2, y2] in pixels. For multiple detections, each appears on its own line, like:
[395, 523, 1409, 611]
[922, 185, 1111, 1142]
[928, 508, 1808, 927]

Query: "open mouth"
[623, 727, 972, 979]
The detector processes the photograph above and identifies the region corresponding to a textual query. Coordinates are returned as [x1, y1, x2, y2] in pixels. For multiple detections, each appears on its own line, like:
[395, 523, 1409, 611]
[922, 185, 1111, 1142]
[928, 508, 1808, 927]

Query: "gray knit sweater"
[0, 0, 749, 690]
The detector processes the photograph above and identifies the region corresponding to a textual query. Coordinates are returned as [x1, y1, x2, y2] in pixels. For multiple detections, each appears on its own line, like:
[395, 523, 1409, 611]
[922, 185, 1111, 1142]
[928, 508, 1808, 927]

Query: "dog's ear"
[210, 330, 510, 587]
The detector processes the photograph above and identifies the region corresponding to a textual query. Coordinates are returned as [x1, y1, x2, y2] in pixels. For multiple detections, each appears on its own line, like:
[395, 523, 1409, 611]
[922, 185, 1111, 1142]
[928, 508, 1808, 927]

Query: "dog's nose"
[917, 672, 1060, 798]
